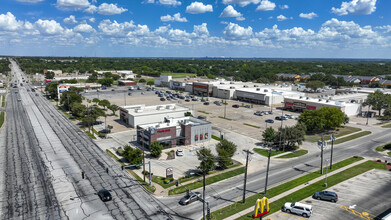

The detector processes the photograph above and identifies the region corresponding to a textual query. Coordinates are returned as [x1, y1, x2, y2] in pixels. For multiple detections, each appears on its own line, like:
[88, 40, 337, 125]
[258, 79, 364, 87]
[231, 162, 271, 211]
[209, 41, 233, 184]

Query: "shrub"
[117, 147, 124, 156]
[150, 141, 163, 158]
[163, 177, 174, 184]
[384, 143, 391, 150]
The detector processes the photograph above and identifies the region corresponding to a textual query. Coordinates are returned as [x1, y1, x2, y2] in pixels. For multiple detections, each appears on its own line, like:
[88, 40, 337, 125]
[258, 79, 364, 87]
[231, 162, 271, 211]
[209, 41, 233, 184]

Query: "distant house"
[332, 75, 361, 84]
[276, 73, 300, 81]
[357, 76, 379, 85]
[380, 80, 391, 88]
[299, 74, 311, 82]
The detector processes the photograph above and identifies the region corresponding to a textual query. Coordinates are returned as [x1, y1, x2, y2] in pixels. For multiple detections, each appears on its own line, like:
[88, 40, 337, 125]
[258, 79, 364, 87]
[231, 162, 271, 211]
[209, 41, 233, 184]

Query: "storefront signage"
[294, 102, 306, 107]
[253, 197, 270, 218]
[58, 85, 68, 93]
[157, 128, 171, 133]
[194, 84, 207, 89]
[306, 105, 316, 110]
[166, 167, 173, 178]
[120, 109, 128, 114]
[285, 102, 294, 106]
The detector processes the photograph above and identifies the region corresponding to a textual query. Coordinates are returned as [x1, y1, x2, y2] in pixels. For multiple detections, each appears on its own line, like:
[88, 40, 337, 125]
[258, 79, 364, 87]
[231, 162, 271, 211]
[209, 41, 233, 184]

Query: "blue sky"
[0, 0, 390, 58]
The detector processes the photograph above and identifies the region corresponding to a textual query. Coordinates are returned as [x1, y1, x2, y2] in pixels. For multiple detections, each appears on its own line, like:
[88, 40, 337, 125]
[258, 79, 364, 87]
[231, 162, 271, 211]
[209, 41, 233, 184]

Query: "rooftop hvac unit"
[230, 82, 234, 84]
[326, 100, 329, 103]
[136, 109, 143, 113]
[230, 86, 235, 89]
[256, 88, 260, 91]
[306, 97, 310, 100]
[243, 85, 248, 88]
[299, 96, 303, 99]
[264, 89, 268, 92]
[319, 99, 322, 101]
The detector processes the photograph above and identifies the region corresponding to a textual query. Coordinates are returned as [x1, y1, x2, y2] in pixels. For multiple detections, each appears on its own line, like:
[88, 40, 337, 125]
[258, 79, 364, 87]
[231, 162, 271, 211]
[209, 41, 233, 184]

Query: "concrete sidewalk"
[224, 158, 368, 220]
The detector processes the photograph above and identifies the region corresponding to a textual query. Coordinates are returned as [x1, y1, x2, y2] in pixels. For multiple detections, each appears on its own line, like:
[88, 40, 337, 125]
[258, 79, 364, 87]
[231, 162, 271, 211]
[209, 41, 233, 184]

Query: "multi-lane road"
[0, 60, 172, 219]
[1, 59, 390, 220]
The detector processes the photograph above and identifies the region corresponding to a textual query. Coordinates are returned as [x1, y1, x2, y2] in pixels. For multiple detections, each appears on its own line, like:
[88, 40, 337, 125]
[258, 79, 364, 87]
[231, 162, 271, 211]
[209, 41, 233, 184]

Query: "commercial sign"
[253, 197, 270, 218]
[157, 128, 171, 133]
[306, 105, 316, 110]
[285, 102, 294, 106]
[294, 102, 306, 107]
[120, 109, 128, 114]
[166, 167, 173, 178]
[194, 84, 207, 89]
[58, 85, 68, 93]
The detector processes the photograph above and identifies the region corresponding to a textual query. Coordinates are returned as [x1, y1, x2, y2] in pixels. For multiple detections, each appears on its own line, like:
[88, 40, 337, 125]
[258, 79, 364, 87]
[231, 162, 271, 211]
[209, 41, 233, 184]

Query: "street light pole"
[264, 147, 271, 194]
[323, 159, 329, 187]
[330, 134, 335, 169]
[366, 105, 370, 125]
[142, 128, 146, 182]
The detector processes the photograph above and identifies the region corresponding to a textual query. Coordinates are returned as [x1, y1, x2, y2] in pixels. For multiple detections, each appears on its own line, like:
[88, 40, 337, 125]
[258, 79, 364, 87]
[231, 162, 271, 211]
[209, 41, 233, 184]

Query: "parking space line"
[277, 212, 308, 220]
[339, 205, 375, 220]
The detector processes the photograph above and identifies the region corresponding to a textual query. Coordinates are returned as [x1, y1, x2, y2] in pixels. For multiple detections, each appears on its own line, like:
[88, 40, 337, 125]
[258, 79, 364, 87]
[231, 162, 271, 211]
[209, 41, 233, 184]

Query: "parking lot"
[267, 169, 391, 220]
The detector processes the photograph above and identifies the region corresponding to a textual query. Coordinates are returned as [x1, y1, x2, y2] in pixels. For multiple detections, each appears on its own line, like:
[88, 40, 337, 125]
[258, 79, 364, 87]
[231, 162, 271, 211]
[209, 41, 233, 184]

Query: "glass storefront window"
[195, 135, 198, 141]
[200, 134, 203, 140]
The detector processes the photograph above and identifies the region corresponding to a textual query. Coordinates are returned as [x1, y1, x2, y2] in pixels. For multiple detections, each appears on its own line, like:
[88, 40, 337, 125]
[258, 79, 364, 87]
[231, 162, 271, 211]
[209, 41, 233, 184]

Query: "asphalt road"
[0, 60, 172, 220]
[157, 127, 391, 220]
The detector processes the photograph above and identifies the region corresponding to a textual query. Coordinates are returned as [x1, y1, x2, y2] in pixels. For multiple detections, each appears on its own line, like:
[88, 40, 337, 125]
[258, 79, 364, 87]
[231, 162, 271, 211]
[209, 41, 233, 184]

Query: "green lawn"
[332, 131, 371, 145]
[243, 123, 260, 129]
[209, 156, 363, 220]
[105, 149, 156, 193]
[236, 160, 386, 219]
[161, 72, 197, 78]
[198, 110, 210, 114]
[212, 135, 221, 141]
[1, 96, 5, 107]
[277, 150, 308, 158]
[0, 112, 4, 128]
[382, 123, 391, 128]
[388, 151, 391, 156]
[376, 146, 386, 152]
[253, 148, 284, 157]
[169, 167, 245, 195]
[305, 126, 362, 143]
[86, 131, 96, 139]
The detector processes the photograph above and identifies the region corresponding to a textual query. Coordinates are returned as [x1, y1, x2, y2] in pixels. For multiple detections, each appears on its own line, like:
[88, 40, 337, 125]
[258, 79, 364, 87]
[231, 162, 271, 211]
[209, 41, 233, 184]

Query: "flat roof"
[120, 104, 190, 116]
[139, 116, 210, 129]
[285, 96, 360, 107]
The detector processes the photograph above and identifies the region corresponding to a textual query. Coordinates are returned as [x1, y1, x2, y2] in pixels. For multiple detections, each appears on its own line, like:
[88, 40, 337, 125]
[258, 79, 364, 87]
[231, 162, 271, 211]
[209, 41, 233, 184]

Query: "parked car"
[160, 97, 166, 101]
[155, 91, 160, 94]
[185, 99, 190, 102]
[111, 88, 115, 91]
[254, 111, 263, 116]
[98, 129, 111, 134]
[128, 92, 132, 96]
[282, 202, 312, 218]
[192, 98, 198, 101]
[176, 149, 184, 156]
[179, 192, 201, 205]
[179, 96, 185, 99]
[275, 116, 287, 120]
[203, 102, 210, 105]
[244, 105, 252, 108]
[267, 111, 273, 114]
[216, 102, 222, 106]
[98, 189, 112, 202]
[313, 191, 338, 202]
[285, 114, 293, 119]
[232, 104, 239, 108]
[265, 119, 274, 123]
[197, 115, 206, 120]
[166, 97, 171, 101]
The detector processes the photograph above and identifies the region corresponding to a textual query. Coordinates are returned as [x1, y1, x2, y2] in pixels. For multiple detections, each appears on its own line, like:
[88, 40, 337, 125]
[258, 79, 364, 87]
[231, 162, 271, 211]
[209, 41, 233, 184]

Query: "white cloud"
[236, 17, 245, 21]
[193, 23, 209, 37]
[74, 23, 95, 33]
[186, 2, 213, 14]
[56, 0, 90, 10]
[256, 0, 276, 11]
[64, 15, 77, 24]
[96, 3, 127, 15]
[35, 19, 64, 35]
[158, 0, 181, 6]
[221, 0, 260, 7]
[276, 15, 288, 21]
[15, 0, 44, 2]
[98, 19, 135, 36]
[299, 12, 318, 19]
[84, 5, 97, 14]
[89, 18, 96, 23]
[161, 13, 188, 22]
[220, 5, 242, 17]
[279, 4, 289, 9]
[331, 0, 377, 16]
[375, 25, 391, 33]
[0, 12, 24, 31]
[223, 22, 253, 40]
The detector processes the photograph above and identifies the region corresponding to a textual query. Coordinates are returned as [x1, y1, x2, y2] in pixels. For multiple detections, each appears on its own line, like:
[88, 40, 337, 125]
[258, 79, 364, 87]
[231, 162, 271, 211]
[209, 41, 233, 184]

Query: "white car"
[282, 202, 312, 218]
[176, 149, 184, 156]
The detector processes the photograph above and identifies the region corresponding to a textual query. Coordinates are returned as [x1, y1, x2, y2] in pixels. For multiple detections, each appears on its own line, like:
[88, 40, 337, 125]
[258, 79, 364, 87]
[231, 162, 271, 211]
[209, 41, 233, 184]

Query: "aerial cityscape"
[1, 0, 391, 220]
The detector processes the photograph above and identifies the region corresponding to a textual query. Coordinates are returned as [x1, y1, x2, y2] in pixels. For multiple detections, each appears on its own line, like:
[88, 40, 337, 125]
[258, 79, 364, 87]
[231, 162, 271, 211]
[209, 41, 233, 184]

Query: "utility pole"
[366, 105, 370, 125]
[203, 156, 206, 220]
[323, 159, 330, 187]
[264, 147, 271, 194]
[224, 102, 227, 118]
[142, 128, 146, 182]
[279, 109, 284, 151]
[124, 92, 126, 106]
[330, 134, 336, 170]
[242, 149, 253, 203]
[320, 135, 324, 174]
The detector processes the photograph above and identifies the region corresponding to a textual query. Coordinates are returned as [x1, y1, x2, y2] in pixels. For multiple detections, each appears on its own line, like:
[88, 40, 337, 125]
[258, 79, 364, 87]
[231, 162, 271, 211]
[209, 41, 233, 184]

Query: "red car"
[232, 104, 239, 108]
[185, 99, 190, 102]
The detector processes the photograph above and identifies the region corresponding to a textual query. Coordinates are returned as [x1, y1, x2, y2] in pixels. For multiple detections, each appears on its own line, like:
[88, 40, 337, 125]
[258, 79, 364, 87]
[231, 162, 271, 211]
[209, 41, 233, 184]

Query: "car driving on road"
[98, 189, 112, 202]
[179, 192, 201, 205]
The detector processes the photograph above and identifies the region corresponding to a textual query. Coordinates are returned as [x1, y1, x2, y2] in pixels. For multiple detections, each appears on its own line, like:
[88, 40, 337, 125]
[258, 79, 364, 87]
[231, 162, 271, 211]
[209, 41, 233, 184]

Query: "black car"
[98, 189, 112, 202]
[265, 119, 274, 123]
[179, 192, 201, 205]
[160, 97, 166, 101]
[203, 102, 210, 105]
[313, 191, 338, 202]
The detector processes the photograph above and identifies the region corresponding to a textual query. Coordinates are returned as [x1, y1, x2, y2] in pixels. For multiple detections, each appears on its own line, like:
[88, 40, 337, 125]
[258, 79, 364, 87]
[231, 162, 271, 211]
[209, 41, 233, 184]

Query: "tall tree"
[364, 90, 387, 116]
[216, 140, 237, 169]
[306, 80, 325, 91]
[150, 141, 163, 158]
[262, 127, 276, 144]
[299, 107, 345, 132]
[197, 147, 215, 174]
[108, 104, 119, 115]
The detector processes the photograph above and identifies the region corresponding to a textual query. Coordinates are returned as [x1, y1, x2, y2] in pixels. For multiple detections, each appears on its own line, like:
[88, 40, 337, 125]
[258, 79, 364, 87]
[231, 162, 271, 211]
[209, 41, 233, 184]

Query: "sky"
[0, 0, 391, 58]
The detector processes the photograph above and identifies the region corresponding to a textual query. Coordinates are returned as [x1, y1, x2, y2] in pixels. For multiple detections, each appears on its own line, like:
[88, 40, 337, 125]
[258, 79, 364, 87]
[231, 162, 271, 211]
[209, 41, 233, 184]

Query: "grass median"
[382, 123, 391, 128]
[332, 131, 371, 145]
[243, 123, 260, 129]
[305, 126, 362, 143]
[0, 112, 4, 128]
[212, 135, 221, 141]
[236, 160, 386, 219]
[209, 156, 363, 220]
[277, 150, 308, 158]
[169, 166, 245, 195]
[253, 148, 284, 157]
[218, 116, 233, 121]
[105, 149, 156, 193]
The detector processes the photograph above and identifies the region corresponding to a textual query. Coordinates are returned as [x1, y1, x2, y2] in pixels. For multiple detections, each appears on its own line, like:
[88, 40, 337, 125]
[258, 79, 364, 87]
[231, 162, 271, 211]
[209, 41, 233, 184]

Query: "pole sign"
[166, 167, 173, 178]
[253, 197, 270, 218]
